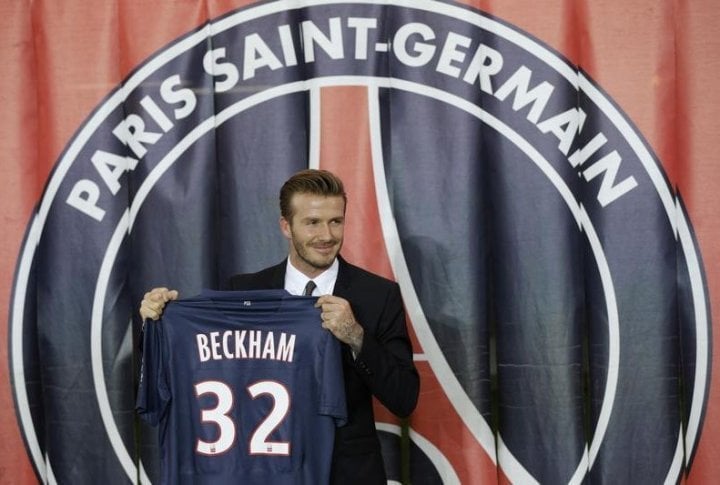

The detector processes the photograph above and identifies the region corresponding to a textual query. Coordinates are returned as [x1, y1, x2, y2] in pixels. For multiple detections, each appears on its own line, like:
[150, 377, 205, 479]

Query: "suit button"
[357, 361, 371, 374]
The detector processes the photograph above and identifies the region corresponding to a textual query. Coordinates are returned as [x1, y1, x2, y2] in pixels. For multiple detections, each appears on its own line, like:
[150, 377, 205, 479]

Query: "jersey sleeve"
[318, 332, 348, 427]
[135, 320, 171, 426]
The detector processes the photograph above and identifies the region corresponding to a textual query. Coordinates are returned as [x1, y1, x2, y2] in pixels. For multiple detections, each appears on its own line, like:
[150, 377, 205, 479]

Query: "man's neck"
[288, 255, 335, 279]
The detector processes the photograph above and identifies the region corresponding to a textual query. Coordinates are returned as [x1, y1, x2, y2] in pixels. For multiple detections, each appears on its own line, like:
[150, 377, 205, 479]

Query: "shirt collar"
[284, 258, 339, 296]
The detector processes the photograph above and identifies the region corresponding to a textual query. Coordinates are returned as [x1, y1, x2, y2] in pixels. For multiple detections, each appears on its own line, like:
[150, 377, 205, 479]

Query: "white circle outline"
[96, 75, 617, 485]
[375, 421, 461, 484]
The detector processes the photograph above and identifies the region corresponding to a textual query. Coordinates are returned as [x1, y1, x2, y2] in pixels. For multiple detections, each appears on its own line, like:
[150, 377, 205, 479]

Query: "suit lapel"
[269, 260, 286, 289]
[332, 258, 357, 362]
[333, 257, 354, 299]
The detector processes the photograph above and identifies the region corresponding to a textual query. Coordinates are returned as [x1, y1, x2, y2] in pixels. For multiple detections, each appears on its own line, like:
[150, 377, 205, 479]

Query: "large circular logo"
[10, 1, 710, 483]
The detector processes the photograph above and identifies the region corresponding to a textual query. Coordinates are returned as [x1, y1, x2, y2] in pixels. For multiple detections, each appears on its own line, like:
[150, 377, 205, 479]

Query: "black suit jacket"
[227, 257, 420, 484]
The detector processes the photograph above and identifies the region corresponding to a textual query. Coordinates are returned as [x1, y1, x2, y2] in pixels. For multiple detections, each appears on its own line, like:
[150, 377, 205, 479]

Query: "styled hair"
[279, 169, 347, 219]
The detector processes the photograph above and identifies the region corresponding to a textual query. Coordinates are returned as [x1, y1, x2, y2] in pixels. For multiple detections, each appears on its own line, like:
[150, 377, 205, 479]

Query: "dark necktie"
[303, 280, 316, 296]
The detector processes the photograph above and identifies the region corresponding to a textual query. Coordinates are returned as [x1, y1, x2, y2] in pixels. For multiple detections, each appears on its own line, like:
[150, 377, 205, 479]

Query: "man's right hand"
[139, 287, 179, 321]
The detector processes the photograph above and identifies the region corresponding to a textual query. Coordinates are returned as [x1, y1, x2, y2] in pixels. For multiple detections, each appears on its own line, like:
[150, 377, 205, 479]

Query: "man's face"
[280, 193, 345, 277]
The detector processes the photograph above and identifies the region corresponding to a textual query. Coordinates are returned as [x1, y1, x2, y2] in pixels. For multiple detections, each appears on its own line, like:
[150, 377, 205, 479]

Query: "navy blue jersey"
[136, 289, 347, 484]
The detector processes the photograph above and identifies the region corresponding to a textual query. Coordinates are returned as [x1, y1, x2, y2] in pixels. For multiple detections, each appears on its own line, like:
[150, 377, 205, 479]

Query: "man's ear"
[279, 216, 291, 239]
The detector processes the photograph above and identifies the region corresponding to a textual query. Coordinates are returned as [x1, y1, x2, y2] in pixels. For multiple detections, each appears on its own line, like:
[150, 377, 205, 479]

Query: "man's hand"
[315, 295, 364, 354]
[139, 287, 179, 321]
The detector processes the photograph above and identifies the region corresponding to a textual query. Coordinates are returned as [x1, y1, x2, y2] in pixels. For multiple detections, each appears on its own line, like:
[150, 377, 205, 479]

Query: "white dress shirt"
[284, 258, 339, 296]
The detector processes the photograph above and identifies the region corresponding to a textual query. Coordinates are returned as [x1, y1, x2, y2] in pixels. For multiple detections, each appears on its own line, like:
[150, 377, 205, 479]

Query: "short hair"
[279, 169, 347, 219]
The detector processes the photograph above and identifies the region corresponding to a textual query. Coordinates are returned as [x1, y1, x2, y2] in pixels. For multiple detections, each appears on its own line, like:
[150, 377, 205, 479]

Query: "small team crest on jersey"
[10, 1, 710, 483]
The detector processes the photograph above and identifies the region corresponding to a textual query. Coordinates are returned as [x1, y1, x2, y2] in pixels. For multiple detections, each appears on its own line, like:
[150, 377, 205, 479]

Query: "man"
[140, 169, 420, 484]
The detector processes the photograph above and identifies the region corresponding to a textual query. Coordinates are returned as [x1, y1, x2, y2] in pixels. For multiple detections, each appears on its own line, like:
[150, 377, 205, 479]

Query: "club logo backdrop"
[9, 1, 710, 483]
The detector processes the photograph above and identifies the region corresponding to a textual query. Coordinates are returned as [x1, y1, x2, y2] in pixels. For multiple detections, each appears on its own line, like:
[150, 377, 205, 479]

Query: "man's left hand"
[315, 295, 364, 354]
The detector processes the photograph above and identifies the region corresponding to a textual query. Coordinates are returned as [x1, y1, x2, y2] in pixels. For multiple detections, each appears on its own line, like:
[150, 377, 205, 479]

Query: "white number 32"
[194, 380, 291, 456]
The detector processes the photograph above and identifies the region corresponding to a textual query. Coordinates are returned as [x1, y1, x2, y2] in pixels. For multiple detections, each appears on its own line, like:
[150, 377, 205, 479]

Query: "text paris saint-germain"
[66, 14, 638, 223]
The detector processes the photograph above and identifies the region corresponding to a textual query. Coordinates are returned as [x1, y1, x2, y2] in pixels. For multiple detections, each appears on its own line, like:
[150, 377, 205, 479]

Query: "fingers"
[315, 297, 350, 325]
[314, 295, 363, 350]
[139, 287, 179, 321]
[149, 287, 178, 302]
[314, 294, 346, 310]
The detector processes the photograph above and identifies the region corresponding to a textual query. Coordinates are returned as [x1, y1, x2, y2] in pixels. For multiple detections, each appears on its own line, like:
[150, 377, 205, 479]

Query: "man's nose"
[316, 223, 333, 239]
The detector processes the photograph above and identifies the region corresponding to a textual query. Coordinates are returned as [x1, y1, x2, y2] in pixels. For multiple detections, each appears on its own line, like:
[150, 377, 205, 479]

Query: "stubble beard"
[291, 236, 341, 272]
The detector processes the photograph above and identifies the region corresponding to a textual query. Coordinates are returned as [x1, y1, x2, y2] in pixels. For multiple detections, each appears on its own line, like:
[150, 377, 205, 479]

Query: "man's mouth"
[312, 243, 336, 254]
